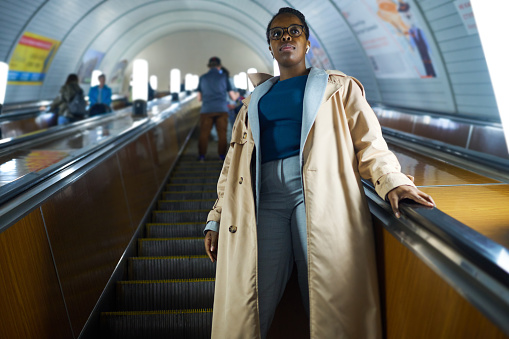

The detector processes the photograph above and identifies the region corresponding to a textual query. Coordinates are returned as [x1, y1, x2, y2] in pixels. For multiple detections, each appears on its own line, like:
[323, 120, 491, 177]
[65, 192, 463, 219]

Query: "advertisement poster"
[77, 49, 105, 84]
[307, 35, 332, 70]
[454, 0, 477, 35]
[109, 59, 128, 90]
[338, 0, 437, 78]
[8, 32, 60, 85]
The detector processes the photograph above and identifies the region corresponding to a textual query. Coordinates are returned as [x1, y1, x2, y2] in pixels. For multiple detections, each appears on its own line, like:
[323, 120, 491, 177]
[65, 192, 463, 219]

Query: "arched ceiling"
[0, 0, 500, 121]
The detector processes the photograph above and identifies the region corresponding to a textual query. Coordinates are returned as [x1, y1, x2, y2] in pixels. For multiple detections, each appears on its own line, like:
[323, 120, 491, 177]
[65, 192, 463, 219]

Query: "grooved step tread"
[103, 309, 213, 315]
[119, 278, 214, 284]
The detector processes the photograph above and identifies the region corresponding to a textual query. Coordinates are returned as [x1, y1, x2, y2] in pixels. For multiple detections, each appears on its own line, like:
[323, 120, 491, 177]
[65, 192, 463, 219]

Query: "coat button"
[229, 225, 237, 233]
[239, 177, 243, 184]
[243, 132, 247, 139]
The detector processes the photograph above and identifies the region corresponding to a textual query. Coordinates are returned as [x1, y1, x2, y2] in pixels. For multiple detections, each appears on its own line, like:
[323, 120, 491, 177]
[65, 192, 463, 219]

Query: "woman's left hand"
[387, 185, 435, 218]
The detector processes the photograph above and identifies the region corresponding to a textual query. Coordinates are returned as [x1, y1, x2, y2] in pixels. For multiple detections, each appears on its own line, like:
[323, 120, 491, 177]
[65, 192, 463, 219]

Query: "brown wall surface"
[374, 218, 508, 339]
[0, 210, 74, 339]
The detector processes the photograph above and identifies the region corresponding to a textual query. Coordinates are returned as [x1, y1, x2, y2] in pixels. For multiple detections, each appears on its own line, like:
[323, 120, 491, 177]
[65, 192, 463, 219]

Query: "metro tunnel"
[0, 1, 508, 338]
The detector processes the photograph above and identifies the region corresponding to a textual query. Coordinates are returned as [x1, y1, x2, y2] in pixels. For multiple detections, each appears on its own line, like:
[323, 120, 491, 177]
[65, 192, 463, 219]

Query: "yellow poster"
[8, 32, 60, 85]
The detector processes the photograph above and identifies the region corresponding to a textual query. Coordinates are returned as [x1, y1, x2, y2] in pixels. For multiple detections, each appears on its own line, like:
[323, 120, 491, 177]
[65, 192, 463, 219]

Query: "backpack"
[68, 90, 88, 117]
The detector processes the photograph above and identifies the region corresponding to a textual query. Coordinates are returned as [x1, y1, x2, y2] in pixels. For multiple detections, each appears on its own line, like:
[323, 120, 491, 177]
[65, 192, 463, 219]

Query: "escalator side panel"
[373, 218, 508, 339]
[0, 210, 74, 339]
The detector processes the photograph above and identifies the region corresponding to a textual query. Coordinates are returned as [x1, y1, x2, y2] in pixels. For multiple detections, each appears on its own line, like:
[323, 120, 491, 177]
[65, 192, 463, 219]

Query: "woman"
[204, 7, 434, 339]
[49, 73, 86, 124]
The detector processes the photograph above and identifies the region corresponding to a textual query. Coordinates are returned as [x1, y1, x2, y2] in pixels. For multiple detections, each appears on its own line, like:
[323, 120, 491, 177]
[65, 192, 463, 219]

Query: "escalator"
[101, 138, 221, 338]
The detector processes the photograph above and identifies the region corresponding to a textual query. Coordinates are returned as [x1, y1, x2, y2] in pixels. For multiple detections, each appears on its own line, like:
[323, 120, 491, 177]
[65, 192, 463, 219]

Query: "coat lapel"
[246, 68, 329, 218]
[300, 67, 329, 167]
[247, 76, 279, 218]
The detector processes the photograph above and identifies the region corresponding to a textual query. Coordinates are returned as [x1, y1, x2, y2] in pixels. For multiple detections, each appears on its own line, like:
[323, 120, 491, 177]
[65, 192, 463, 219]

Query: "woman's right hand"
[204, 231, 219, 263]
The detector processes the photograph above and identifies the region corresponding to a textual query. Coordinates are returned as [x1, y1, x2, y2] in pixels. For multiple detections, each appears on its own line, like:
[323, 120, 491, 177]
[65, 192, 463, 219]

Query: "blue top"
[258, 74, 308, 163]
[88, 85, 112, 106]
[197, 68, 232, 113]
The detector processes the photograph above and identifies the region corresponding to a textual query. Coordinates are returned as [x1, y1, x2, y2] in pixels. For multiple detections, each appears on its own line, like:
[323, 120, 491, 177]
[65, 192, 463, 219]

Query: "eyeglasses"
[268, 24, 305, 40]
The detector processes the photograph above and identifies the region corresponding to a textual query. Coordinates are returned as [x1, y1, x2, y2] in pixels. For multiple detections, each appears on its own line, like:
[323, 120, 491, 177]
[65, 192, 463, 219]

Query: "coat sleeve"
[342, 77, 415, 199]
[205, 107, 247, 231]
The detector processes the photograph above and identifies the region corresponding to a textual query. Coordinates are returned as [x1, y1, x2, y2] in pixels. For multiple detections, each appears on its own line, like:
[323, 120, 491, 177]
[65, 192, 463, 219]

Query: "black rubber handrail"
[363, 179, 509, 335]
[0, 96, 191, 214]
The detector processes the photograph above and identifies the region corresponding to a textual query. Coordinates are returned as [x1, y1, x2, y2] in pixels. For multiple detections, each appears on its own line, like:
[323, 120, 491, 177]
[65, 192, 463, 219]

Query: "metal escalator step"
[152, 210, 209, 223]
[171, 170, 220, 177]
[101, 309, 212, 339]
[146, 223, 206, 237]
[162, 190, 217, 200]
[166, 183, 218, 191]
[117, 279, 214, 311]
[169, 176, 219, 184]
[139, 237, 204, 256]
[174, 163, 223, 171]
[157, 199, 215, 210]
[128, 256, 215, 280]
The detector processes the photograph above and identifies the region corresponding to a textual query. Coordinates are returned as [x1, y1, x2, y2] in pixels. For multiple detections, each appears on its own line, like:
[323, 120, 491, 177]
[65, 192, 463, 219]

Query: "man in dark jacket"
[197, 57, 238, 161]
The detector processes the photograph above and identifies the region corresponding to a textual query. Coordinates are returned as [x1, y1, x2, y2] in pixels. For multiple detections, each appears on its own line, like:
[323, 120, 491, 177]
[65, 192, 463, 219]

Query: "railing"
[363, 180, 509, 336]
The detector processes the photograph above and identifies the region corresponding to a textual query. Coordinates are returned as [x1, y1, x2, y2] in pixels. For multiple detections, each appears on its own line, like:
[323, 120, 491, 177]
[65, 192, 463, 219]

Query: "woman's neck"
[279, 65, 309, 81]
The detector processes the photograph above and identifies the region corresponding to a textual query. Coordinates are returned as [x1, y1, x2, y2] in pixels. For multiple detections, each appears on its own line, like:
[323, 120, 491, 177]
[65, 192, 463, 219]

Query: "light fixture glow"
[273, 59, 280, 77]
[149, 75, 158, 90]
[185, 73, 193, 91]
[170, 69, 181, 94]
[132, 59, 148, 101]
[90, 70, 102, 87]
[247, 68, 257, 92]
[235, 72, 248, 91]
[193, 75, 199, 90]
[0, 62, 8, 105]
[471, 0, 509, 152]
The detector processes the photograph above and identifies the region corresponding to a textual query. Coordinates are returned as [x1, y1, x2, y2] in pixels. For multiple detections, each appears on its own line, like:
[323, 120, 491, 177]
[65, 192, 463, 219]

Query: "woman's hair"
[65, 73, 79, 85]
[266, 7, 310, 44]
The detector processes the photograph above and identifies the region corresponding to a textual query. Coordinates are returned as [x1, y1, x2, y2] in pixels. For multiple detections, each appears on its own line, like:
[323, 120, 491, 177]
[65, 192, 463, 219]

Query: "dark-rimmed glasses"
[269, 24, 305, 40]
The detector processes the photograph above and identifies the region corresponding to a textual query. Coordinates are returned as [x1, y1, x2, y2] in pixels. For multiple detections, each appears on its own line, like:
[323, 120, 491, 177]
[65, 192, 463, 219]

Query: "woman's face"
[269, 13, 309, 69]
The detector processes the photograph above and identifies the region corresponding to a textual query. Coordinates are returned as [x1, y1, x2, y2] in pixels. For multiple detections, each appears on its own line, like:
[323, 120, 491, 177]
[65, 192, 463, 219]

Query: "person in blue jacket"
[88, 73, 112, 116]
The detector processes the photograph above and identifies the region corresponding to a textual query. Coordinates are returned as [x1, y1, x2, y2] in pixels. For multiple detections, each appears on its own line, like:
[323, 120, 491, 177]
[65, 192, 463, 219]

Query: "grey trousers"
[257, 155, 309, 338]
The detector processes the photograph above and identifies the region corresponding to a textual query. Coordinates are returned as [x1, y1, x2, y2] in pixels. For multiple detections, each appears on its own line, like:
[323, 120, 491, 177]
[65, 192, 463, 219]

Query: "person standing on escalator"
[203, 7, 435, 339]
[196, 57, 239, 161]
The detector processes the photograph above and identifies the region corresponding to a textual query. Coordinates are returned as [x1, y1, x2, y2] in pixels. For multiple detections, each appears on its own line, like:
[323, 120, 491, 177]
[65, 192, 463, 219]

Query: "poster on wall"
[453, 0, 477, 35]
[7, 32, 60, 85]
[77, 49, 105, 84]
[109, 59, 128, 92]
[307, 35, 332, 70]
[338, 0, 438, 79]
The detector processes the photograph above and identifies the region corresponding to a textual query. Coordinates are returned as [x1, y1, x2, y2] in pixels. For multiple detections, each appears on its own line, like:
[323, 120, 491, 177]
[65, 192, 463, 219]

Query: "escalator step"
[129, 256, 215, 280]
[157, 199, 215, 210]
[174, 163, 223, 171]
[152, 210, 209, 223]
[139, 238, 204, 256]
[169, 176, 219, 184]
[101, 309, 212, 339]
[162, 190, 217, 200]
[171, 170, 220, 177]
[117, 279, 214, 311]
[166, 183, 218, 191]
[146, 223, 205, 237]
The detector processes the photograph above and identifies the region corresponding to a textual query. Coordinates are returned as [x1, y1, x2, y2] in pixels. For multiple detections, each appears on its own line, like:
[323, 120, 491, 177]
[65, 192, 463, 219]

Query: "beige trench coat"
[207, 68, 415, 338]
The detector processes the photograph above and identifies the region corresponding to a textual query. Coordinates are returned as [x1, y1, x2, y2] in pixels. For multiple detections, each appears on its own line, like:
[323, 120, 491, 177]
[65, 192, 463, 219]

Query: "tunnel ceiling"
[0, 0, 500, 122]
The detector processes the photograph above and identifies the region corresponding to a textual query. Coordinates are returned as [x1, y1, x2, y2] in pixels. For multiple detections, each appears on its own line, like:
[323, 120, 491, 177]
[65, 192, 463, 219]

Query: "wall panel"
[0, 209, 73, 339]
[116, 133, 159, 227]
[374, 219, 508, 339]
[41, 154, 133, 336]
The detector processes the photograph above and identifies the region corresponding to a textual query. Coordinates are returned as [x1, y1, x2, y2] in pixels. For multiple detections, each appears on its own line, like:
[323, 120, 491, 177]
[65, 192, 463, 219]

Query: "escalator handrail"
[363, 180, 509, 335]
[363, 179, 509, 284]
[0, 96, 196, 231]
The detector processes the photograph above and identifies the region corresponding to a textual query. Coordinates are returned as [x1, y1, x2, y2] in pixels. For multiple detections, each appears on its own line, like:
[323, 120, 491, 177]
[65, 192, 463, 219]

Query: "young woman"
[204, 7, 434, 339]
